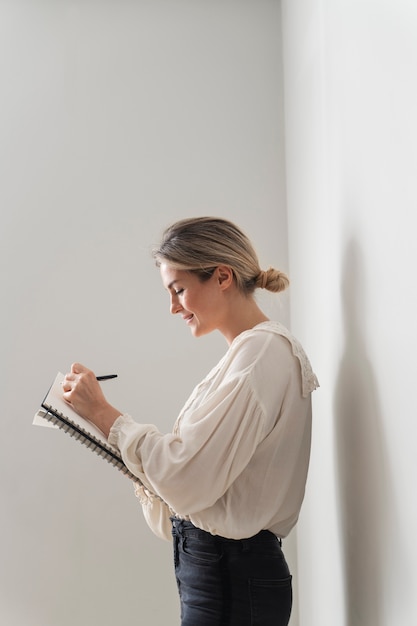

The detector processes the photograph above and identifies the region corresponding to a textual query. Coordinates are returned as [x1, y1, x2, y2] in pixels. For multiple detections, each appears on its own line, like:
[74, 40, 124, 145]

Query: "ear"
[216, 265, 234, 290]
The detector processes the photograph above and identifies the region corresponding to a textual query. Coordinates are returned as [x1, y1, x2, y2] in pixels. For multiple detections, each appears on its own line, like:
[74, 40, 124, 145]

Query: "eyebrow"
[167, 279, 180, 290]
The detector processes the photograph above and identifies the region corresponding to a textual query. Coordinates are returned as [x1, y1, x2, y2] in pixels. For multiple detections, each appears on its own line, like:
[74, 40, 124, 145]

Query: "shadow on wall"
[334, 239, 393, 626]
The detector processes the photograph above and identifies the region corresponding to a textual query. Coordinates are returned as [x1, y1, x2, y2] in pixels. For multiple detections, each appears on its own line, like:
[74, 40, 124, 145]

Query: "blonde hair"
[152, 217, 289, 296]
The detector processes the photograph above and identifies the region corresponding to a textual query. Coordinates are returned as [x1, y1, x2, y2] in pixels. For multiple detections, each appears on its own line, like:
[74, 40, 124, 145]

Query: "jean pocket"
[249, 575, 293, 626]
[182, 536, 223, 564]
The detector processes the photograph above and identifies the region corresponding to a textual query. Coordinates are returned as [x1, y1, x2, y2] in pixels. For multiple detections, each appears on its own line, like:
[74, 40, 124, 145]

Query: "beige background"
[0, 2, 290, 625]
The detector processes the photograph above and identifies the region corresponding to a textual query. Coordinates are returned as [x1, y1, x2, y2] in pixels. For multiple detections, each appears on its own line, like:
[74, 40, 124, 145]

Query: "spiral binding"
[39, 405, 141, 483]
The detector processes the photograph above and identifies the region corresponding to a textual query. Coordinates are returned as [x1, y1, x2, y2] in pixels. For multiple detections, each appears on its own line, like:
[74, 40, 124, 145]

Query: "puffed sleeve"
[108, 375, 267, 517]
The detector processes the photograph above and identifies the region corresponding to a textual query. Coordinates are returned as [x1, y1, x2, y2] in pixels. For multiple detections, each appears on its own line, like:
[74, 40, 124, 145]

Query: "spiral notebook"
[33, 372, 142, 484]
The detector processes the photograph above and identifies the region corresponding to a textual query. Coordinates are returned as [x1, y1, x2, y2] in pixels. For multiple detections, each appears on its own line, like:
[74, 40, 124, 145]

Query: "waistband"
[170, 517, 282, 546]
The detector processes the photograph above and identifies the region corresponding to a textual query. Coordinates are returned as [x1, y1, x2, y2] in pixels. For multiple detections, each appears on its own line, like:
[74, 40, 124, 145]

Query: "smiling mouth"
[183, 314, 194, 323]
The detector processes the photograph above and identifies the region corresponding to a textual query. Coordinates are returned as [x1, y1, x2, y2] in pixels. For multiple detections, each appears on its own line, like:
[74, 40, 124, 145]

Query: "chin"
[191, 326, 212, 339]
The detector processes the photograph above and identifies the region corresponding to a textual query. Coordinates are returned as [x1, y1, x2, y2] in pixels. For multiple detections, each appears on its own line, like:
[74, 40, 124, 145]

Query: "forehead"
[159, 263, 190, 289]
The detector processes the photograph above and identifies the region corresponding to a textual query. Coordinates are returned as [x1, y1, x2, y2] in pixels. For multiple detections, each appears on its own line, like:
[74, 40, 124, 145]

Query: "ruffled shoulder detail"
[256, 322, 320, 398]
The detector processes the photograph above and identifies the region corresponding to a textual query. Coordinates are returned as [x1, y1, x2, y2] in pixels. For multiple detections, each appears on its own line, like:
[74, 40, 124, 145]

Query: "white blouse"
[108, 321, 319, 541]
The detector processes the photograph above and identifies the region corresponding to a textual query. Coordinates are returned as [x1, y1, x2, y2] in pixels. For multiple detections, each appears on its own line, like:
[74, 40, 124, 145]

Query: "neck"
[220, 297, 269, 345]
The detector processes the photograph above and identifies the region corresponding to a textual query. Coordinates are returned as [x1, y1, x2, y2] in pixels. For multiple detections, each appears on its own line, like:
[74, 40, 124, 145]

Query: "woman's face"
[160, 263, 226, 338]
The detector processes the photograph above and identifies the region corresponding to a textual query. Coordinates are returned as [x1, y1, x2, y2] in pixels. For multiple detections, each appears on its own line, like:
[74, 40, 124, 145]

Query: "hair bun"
[257, 268, 289, 293]
[259, 270, 269, 289]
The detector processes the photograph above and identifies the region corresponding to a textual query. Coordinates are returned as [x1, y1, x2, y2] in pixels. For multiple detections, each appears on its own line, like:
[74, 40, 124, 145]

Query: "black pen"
[96, 374, 118, 381]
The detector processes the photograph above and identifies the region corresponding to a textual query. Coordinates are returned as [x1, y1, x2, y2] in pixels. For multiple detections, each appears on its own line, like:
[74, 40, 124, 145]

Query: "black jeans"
[171, 518, 292, 626]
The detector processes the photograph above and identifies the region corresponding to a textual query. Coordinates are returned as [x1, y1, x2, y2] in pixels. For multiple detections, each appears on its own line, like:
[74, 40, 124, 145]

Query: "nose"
[170, 294, 182, 315]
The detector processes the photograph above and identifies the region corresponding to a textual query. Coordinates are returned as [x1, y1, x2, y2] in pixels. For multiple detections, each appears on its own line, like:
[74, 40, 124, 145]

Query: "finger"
[62, 389, 73, 405]
[71, 362, 88, 375]
[61, 378, 73, 392]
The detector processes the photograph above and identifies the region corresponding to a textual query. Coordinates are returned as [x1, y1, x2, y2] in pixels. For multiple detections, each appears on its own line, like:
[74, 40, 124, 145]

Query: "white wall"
[282, 1, 417, 624]
[0, 2, 290, 625]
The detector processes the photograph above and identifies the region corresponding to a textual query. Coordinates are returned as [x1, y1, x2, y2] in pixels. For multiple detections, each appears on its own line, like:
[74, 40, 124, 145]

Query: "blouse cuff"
[108, 413, 136, 448]
[134, 482, 155, 505]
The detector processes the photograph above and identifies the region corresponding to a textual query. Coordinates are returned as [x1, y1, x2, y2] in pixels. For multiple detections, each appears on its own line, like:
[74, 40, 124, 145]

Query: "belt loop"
[170, 516, 180, 536]
[241, 539, 251, 552]
[171, 516, 187, 537]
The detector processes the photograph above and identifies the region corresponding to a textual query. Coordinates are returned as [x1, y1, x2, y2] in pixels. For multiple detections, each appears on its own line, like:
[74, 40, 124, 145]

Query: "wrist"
[94, 404, 122, 438]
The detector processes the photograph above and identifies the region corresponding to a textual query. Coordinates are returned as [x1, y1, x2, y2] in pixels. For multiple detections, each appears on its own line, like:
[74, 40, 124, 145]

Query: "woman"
[62, 216, 319, 626]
